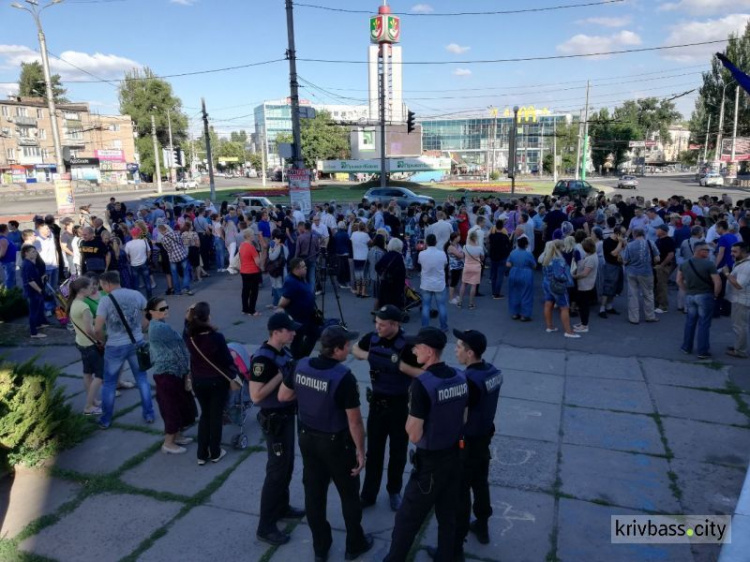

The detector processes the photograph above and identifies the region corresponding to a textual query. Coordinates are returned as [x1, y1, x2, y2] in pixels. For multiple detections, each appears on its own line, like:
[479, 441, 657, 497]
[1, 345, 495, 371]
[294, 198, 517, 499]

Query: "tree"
[276, 111, 350, 169]
[230, 130, 248, 144]
[690, 21, 750, 161]
[18, 61, 67, 102]
[118, 67, 188, 176]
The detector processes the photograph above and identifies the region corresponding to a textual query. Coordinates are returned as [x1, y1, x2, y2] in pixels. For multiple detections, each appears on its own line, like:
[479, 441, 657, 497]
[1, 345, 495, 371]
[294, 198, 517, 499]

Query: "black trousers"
[241, 272, 262, 314]
[336, 254, 351, 286]
[258, 411, 296, 534]
[385, 447, 462, 562]
[193, 378, 228, 461]
[299, 427, 367, 558]
[291, 323, 320, 360]
[456, 435, 493, 547]
[198, 232, 212, 269]
[360, 393, 409, 503]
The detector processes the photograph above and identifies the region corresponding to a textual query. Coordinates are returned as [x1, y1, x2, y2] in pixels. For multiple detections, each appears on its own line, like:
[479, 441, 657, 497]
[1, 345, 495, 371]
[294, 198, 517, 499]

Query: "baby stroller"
[225, 343, 253, 450]
[403, 280, 423, 323]
[46, 281, 71, 329]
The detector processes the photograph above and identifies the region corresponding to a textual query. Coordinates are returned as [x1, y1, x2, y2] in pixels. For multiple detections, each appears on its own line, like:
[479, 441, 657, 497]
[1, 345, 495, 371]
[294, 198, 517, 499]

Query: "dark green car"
[552, 179, 598, 198]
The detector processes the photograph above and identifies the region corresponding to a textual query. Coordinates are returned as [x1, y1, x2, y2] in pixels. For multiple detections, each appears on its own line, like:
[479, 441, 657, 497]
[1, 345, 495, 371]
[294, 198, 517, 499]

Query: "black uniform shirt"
[250, 342, 284, 384]
[283, 355, 360, 410]
[357, 331, 421, 368]
[408, 362, 457, 420]
[465, 361, 490, 408]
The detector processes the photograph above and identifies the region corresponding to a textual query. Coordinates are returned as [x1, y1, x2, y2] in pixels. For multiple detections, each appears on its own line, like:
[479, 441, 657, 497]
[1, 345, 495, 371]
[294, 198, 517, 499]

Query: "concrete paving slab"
[662, 418, 750, 467]
[19, 493, 182, 562]
[651, 385, 749, 426]
[120, 444, 242, 497]
[421, 486, 555, 562]
[207, 450, 267, 517]
[0, 468, 81, 539]
[59, 361, 84, 377]
[560, 444, 680, 512]
[495, 397, 561, 442]
[277, 525, 390, 562]
[564, 377, 653, 414]
[670, 459, 745, 516]
[562, 407, 665, 455]
[488, 435, 559, 492]
[64, 383, 146, 416]
[641, 357, 729, 389]
[0, 346, 81, 369]
[558, 498, 695, 562]
[718, 513, 750, 562]
[500, 370, 564, 404]
[55, 374, 85, 398]
[494, 346, 566, 375]
[565, 353, 644, 381]
[53, 428, 161, 475]
[138, 505, 270, 562]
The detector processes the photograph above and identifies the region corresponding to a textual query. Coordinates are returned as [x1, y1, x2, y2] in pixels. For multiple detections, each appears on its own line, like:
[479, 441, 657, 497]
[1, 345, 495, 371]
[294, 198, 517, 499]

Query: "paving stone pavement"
[1, 272, 749, 561]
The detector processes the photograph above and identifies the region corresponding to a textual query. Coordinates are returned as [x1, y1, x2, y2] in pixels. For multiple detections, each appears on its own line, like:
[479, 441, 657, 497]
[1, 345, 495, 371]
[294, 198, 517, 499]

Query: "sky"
[1, 0, 749, 137]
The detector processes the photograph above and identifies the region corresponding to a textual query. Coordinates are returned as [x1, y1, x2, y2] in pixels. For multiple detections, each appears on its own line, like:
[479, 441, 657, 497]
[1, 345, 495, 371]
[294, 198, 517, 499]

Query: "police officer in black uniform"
[453, 329, 502, 555]
[384, 327, 469, 562]
[278, 325, 374, 562]
[249, 313, 306, 546]
[352, 305, 423, 512]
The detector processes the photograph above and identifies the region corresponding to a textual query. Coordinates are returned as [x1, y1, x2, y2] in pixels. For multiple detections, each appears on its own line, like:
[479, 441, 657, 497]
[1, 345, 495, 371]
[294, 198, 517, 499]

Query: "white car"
[175, 178, 199, 190]
[617, 175, 638, 189]
[232, 195, 277, 213]
[700, 173, 724, 187]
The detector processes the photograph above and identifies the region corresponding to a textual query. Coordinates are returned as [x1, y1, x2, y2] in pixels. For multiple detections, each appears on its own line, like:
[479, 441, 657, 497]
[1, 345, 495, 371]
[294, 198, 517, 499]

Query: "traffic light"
[407, 111, 416, 134]
[173, 148, 183, 167]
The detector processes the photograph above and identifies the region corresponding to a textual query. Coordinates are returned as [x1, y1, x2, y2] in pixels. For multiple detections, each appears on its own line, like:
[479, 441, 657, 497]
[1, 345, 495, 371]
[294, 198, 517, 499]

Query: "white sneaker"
[211, 448, 227, 463]
[654, 308, 666, 314]
[574, 325, 589, 333]
[564, 332, 582, 338]
[450, 297, 459, 305]
[545, 328, 559, 333]
[161, 445, 187, 455]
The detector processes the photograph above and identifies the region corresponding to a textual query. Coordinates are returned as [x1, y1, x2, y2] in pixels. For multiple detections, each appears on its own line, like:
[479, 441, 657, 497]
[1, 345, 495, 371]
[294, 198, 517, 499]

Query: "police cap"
[372, 305, 405, 323]
[406, 327, 447, 351]
[453, 329, 487, 357]
[320, 325, 360, 350]
[268, 312, 302, 332]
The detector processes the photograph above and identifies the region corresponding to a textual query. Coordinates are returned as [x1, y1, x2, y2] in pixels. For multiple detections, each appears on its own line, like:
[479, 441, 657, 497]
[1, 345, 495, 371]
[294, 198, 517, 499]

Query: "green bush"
[0, 287, 28, 322]
[0, 359, 89, 468]
[489, 170, 501, 181]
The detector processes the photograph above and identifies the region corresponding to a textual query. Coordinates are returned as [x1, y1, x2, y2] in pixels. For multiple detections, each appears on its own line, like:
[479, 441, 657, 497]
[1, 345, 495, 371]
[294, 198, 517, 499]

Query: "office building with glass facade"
[420, 112, 573, 175]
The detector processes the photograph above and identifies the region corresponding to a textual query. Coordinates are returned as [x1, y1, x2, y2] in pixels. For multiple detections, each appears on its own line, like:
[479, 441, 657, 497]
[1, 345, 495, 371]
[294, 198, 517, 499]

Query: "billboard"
[720, 138, 750, 161]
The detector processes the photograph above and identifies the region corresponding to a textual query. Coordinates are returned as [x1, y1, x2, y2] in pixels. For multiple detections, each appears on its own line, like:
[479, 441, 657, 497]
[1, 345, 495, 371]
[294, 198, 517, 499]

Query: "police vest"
[416, 368, 468, 451]
[295, 359, 349, 434]
[368, 332, 410, 396]
[253, 344, 296, 410]
[463, 363, 502, 437]
[0, 236, 17, 264]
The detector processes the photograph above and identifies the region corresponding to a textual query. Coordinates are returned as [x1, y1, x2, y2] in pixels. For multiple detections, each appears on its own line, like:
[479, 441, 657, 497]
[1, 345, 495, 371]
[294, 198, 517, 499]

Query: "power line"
[298, 40, 728, 65]
[296, 0, 626, 17]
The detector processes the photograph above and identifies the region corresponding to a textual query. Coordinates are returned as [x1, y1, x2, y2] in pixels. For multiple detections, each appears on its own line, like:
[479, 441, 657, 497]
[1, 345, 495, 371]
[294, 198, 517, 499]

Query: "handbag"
[70, 317, 105, 356]
[189, 337, 243, 391]
[108, 293, 152, 371]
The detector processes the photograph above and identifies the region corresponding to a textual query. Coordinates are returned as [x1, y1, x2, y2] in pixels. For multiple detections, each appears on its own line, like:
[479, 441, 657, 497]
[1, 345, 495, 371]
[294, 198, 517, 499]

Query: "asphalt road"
[2, 174, 747, 219]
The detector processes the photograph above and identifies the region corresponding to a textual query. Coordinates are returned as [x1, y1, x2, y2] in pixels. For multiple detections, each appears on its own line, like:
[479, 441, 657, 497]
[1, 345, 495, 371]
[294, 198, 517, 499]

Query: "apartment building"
[0, 96, 136, 185]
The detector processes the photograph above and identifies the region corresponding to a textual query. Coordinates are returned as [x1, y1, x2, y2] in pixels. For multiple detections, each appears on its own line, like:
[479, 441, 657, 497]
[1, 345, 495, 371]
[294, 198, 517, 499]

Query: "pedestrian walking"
[506, 236, 536, 321]
[541, 240, 579, 338]
[599, 226, 625, 318]
[418, 234, 448, 332]
[239, 230, 265, 317]
[452, 329, 502, 555]
[572, 238, 599, 333]
[146, 297, 196, 455]
[353, 305, 422, 511]
[654, 224, 676, 313]
[67, 276, 103, 414]
[250, 313, 306, 546]
[446, 232, 464, 305]
[677, 242, 721, 359]
[727, 242, 750, 358]
[157, 223, 193, 296]
[621, 228, 659, 325]
[488, 220, 511, 299]
[384, 327, 468, 562]
[278, 326, 374, 562]
[458, 230, 484, 310]
[266, 229, 290, 308]
[278, 258, 319, 359]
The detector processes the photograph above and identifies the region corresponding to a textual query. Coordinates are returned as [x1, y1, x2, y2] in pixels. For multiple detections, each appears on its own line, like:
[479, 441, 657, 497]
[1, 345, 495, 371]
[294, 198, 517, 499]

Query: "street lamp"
[12, 0, 65, 182]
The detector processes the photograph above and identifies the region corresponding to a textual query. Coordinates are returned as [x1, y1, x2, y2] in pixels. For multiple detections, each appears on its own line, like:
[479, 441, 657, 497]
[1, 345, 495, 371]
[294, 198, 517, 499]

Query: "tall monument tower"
[368, 2, 404, 123]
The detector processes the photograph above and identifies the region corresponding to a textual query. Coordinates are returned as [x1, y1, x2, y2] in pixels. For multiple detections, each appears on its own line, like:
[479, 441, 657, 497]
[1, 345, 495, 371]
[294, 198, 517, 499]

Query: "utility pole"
[580, 80, 591, 181]
[540, 120, 545, 177]
[286, 0, 303, 171]
[510, 106, 519, 195]
[574, 109, 583, 180]
[731, 84, 740, 171]
[716, 81, 728, 163]
[201, 98, 215, 201]
[552, 117, 558, 183]
[150, 114, 162, 194]
[261, 127, 267, 187]
[379, 42, 387, 188]
[167, 108, 176, 184]
[703, 114, 711, 164]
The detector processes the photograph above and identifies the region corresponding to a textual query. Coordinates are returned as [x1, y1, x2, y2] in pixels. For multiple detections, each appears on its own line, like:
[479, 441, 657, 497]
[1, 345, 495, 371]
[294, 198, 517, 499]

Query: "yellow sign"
[218, 157, 239, 163]
[55, 174, 75, 215]
[504, 106, 551, 123]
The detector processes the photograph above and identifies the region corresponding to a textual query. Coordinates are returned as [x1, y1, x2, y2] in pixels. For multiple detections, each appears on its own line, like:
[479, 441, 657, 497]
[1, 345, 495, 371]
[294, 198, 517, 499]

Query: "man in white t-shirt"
[418, 234, 448, 332]
[292, 204, 306, 226]
[125, 237, 152, 298]
[426, 211, 453, 250]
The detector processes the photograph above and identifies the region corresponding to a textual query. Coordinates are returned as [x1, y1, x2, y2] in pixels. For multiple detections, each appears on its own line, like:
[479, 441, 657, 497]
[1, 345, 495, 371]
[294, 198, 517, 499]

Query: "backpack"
[265, 246, 286, 277]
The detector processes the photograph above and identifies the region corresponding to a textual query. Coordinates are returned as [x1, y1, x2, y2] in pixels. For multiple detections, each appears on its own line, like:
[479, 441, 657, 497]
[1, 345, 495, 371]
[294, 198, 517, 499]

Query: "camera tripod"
[316, 250, 348, 329]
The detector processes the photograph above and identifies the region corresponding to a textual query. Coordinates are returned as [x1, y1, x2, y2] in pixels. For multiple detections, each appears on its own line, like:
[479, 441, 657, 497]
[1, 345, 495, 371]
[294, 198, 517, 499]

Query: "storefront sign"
[318, 157, 451, 173]
[69, 157, 100, 166]
[95, 149, 125, 162]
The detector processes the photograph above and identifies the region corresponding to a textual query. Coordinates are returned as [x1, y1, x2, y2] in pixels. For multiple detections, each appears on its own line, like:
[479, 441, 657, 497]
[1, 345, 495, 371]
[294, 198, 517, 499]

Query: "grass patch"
[589, 497, 615, 507]
[545, 527, 559, 562]
[646, 412, 674, 459]
[667, 470, 683, 502]
[232, 320, 244, 326]
[726, 381, 750, 423]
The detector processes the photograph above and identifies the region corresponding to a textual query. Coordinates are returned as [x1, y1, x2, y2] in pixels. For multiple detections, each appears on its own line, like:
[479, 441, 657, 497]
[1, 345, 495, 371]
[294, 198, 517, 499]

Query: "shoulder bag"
[108, 293, 152, 371]
[687, 259, 715, 292]
[70, 315, 105, 356]
[189, 337, 243, 391]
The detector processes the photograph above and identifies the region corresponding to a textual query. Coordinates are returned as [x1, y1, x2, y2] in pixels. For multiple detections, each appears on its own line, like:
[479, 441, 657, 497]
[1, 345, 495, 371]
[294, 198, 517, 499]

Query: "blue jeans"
[27, 291, 46, 335]
[272, 286, 283, 306]
[682, 293, 715, 356]
[100, 342, 154, 427]
[44, 266, 58, 312]
[306, 259, 317, 292]
[131, 263, 152, 298]
[1, 261, 16, 289]
[170, 259, 191, 293]
[214, 238, 226, 269]
[421, 287, 448, 331]
[490, 259, 506, 297]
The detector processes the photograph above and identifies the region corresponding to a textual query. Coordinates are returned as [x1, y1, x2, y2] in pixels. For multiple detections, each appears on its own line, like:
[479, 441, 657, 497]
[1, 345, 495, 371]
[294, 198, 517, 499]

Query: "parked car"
[408, 171, 447, 183]
[363, 187, 435, 209]
[551, 179, 598, 198]
[700, 173, 724, 187]
[141, 194, 202, 208]
[175, 178, 199, 191]
[231, 195, 278, 213]
[617, 175, 638, 189]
